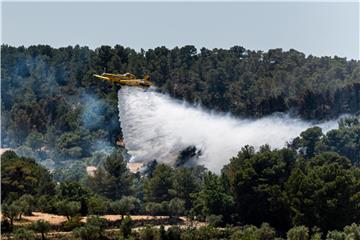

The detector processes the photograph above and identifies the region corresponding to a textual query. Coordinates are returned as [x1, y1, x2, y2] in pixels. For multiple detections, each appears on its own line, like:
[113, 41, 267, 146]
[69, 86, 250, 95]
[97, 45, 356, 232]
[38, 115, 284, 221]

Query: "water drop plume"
[118, 87, 338, 172]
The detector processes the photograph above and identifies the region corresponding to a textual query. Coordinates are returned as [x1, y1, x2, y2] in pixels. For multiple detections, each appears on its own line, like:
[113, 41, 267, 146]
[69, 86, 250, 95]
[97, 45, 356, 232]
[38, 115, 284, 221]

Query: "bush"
[36, 195, 55, 213]
[111, 196, 139, 219]
[310, 232, 322, 240]
[287, 226, 309, 240]
[87, 216, 108, 232]
[168, 198, 185, 217]
[230, 225, 260, 240]
[206, 214, 223, 227]
[145, 202, 163, 216]
[73, 216, 108, 240]
[14, 228, 35, 240]
[258, 223, 276, 240]
[139, 226, 159, 240]
[88, 195, 109, 215]
[55, 200, 81, 220]
[343, 223, 360, 240]
[62, 216, 83, 231]
[120, 216, 132, 238]
[229, 224, 276, 240]
[73, 225, 102, 240]
[166, 225, 181, 240]
[30, 220, 51, 240]
[326, 231, 346, 240]
[195, 226, 225, 239]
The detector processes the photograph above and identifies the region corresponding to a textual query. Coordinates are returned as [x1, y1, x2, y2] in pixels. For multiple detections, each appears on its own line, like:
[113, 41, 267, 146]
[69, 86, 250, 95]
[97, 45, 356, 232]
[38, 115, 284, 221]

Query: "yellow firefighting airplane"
[93, 72, 153, 88]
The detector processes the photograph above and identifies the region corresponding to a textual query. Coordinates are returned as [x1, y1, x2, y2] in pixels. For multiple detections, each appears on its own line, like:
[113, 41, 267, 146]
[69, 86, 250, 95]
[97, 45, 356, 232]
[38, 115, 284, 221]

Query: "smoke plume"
[118, 87, 339, 172]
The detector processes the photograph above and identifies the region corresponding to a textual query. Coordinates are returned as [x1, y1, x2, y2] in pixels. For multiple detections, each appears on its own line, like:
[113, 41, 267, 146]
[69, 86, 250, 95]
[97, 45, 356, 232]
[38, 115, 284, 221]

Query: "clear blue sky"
[2, 1, 359, 59]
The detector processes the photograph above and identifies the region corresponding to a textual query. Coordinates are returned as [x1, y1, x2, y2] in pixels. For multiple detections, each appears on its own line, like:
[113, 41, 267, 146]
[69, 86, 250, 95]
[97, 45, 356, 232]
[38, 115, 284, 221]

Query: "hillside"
[2, 44, 360, 238]
[1, 45, 359, 165]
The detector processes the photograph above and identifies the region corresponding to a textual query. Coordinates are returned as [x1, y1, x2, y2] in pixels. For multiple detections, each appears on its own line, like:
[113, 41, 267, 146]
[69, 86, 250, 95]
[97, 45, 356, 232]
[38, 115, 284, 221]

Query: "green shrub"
[30, 220, 51, 240]
[88, 195, 109, 215]
[326, 231, 346, 240]
[258, 223, 275, 240]
[73, 216, 108, 240]
[196, 226, 224, 240]
[14, 228, 35, 240]
[139, 226, 159, 240]
[120, 216, 132, 238]
[55, 200, 81, 220]
[287, 226, 309, 240]
[166, 225, 181, 240]
[344, 223, 360, 240]
[62, 216, 83, 231]
[73, 224, 102, 240]
[206, 214, 223, 227]
[310, 232, 322, 240]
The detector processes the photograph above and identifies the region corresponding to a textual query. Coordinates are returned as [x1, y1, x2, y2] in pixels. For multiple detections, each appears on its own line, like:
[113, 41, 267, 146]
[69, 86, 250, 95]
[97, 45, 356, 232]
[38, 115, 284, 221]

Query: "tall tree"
[144, 164, 174, 202]
[87, 149, 132, 200]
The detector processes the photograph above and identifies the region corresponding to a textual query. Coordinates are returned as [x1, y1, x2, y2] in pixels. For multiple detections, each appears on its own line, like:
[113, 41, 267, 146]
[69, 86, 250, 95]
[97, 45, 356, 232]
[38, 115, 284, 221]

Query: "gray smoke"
[118, 87, 339, 173]
[81, 94, 107, 130]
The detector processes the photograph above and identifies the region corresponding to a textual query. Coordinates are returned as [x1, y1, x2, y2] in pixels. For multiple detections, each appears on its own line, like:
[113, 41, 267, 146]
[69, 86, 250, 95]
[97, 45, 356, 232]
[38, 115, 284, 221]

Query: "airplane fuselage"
[94, 73, 153, 88]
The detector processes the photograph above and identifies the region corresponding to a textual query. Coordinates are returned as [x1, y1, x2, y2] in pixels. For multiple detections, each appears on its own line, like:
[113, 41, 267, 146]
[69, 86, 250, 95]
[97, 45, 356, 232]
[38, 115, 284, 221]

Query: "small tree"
[2, 203, 20, 227]
[16, 194, 35, 219]
[31, 220, 50, 240]
[56, 200, 81, 220]
[87, 195, 109, 215]
[145, 202, 162, 216]
[111, 196, 138, 219]
[168, 198, 185, 218]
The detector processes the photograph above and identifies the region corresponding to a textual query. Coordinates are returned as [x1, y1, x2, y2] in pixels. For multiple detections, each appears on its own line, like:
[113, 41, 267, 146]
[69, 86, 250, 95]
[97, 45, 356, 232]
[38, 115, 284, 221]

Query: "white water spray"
[118, 87, 339, 172]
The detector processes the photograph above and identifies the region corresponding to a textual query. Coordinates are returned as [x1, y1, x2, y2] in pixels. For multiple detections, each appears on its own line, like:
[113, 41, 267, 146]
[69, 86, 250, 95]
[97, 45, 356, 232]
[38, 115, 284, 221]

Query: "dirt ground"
[16, 212, 68, 225]
[1, 212, 207, 240]
[7, 212, 170, 225]
[6, 212, 205, 227]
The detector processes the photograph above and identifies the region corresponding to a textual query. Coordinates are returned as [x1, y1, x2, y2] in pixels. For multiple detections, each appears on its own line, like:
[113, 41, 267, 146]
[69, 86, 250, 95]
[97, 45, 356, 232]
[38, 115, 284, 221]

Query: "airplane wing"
[93, 74, 110, 81]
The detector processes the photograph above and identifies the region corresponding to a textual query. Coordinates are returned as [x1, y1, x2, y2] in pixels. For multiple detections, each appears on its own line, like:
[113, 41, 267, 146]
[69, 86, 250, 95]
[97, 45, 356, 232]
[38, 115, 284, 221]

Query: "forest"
[1, 44, 360, 169]
[1, 118, 360, 239]
[1, 44, 360, 239]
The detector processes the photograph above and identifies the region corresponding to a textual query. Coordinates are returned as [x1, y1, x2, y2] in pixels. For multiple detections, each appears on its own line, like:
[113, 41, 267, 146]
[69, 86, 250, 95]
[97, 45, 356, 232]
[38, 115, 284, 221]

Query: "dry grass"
[15, 212, 68, 225]
[1, 212, 207, 239]
[7, 212, 176, 226]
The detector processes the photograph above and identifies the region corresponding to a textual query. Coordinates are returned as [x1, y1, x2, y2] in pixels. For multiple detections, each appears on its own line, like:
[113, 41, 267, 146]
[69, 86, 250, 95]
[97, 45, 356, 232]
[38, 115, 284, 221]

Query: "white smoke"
[118, 87, 339, 173]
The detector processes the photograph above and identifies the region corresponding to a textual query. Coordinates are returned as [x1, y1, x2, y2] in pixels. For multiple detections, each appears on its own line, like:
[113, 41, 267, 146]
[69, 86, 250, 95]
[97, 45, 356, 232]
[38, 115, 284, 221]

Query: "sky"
[1, 1, 359, 59]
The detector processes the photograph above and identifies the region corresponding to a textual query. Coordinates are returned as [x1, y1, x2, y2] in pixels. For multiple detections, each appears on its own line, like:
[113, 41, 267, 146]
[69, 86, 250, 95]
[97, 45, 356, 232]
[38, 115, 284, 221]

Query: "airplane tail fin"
[144, 74, 151, 81]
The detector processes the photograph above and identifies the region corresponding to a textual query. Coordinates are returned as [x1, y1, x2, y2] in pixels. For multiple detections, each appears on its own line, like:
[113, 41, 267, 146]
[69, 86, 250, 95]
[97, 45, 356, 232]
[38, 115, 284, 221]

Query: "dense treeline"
[6, 221, 360, 240]
[1, 44, 360, 168]
[2, 119, 360, 238]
